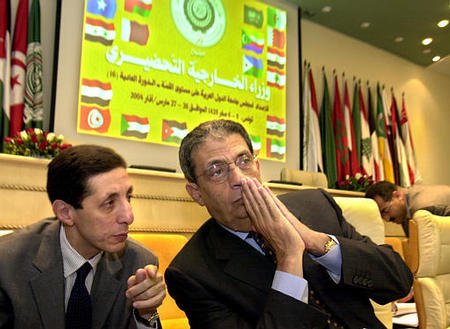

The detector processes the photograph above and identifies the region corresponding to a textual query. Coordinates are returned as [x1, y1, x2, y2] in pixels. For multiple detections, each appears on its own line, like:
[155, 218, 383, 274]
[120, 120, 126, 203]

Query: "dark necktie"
[247, 231, 277, 263]
[66, 262, 92, 329]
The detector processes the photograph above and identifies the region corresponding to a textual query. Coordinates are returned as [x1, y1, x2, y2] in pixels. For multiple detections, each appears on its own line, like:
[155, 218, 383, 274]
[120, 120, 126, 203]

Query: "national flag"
[84, 17, 116, 46]
[332, 75, 351, 185]
[266, 67, 285, 89]
[357, 84, 374, 177]
[244, 5, 263, 28]
[267, 7, 286, 30]
[389, 94, 400, 184]
[267, 27, 285, 49]
[368, 85, 383, 181]
[267, 47, 285, 69]
[242, 29, 264, 55]
[400, 95, 421, 185]
[87, 0, 117, 20]
[81, 78, 113, 107]
[352, 81, 362, 166]
[302, 64, 322, 172]
[9, 0, 28, 136]
[24, 0, 43, 129]
[390, 94, 410, 187]
[266, 115, 285, 137]
[343, 78, 360, 176]
[121, 114, 149, 139]
[162, 119, 188, 144]
[319, 71, 337, 188]
[79, 106, 111, 133]
[121, 18, 149, 46]
[376, 83, 394, 183]
[124, 0, 152, 18]
[243, 55, 263, 78]
[249, 134, 261, 155]
[0, 0, 11, 151]
[266, 138, 285, 160]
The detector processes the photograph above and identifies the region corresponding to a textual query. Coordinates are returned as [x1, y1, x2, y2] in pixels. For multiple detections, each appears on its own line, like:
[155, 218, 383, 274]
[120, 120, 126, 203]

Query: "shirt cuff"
[272, 270, 308, 303]
[134, 310, 159, 329]
[309, 235, 342, 283]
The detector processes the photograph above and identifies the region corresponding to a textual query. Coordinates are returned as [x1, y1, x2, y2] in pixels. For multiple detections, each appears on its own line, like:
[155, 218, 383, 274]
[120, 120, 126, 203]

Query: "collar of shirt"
[59, 224, 103, 279]
[405, 195, 411, 219]
[219, 223, 264, 254]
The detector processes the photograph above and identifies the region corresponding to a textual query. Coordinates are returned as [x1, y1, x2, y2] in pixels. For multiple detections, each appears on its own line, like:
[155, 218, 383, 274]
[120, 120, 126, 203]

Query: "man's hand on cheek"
[126, 264, 166, 316]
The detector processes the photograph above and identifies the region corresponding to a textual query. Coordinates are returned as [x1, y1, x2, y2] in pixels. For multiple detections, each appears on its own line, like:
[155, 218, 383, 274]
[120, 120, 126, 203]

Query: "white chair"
[280, 167, 328, 188]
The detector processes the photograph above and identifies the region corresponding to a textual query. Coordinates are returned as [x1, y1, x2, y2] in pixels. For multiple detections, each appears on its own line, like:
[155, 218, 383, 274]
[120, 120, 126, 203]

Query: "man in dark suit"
[0, 145, 166, 329]
[366, 180, 450, 236]
[165, 119, 413, 329]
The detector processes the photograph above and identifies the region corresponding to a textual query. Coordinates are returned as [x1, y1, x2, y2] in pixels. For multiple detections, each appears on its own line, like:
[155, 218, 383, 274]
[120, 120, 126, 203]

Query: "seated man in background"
[365, 181, 450, 236]
[0, 145, 166, 329]
[165, 119, 413, 329]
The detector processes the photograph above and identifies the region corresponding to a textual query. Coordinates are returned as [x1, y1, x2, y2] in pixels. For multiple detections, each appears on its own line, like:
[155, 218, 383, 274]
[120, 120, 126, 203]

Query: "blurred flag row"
[301, 62, 421, 188]
[1, 0, 43, 151]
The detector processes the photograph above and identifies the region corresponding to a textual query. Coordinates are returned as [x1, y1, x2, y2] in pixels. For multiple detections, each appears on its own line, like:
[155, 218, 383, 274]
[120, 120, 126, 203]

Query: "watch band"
[324, 237, 337, 254]
[134, 309, 159, 328]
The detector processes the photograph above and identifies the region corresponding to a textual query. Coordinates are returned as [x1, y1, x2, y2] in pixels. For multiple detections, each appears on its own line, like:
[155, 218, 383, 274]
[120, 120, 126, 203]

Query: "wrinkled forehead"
[192, 134, 250, 165]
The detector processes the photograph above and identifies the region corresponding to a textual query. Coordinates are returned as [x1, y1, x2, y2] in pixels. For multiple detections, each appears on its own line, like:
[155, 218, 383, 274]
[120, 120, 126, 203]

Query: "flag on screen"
[319, 71, 337, 188]
[266, 115, 285, 137]
[24, 0, 43, 129]
[302, 64, 322, 172]
[267, 7, 286, 30]
[243, 55, 263, 78]
[376, 84, 394, 183]
[242, 29, 264, 55]
[121, 114, 149, 139]
[368, 85, 383, 181]
[9, 0, 28, 137]
[267, 47, 285, 69]
[0, 0, 11, 151]
[267, 67, 285, 89]
[249, 134, 261, 155]
[244, 5, 263, 28]
[390, 94, 410, 187]
[79, 106, 111, 133]
[343, 79, 360, 176]
[121, 18, 149, 46]
[266, 138, 285, 159]
[400, 95, 421, 184]
[357, 84, 374, 177]
[162, 119, 188, 144]
[124, 0, 152, 18]
[87, 0, 117, 20]
[85, 17, 116, 46]
[81, 78, 113, 107]
[332, 75, 350, 184]
[267, 27, 285, 49]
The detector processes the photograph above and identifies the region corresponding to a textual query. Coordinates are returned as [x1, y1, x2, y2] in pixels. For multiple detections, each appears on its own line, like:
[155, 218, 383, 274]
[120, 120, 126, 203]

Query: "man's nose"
[118, 199, 134, 225]
[228, 164, 248, 186]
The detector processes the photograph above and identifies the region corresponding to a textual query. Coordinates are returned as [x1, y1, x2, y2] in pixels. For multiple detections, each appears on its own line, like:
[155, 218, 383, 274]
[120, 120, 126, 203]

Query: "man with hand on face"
[366, 180, 450, 236]
[0, 145, 166, 329]
[165, 119, 413, 329]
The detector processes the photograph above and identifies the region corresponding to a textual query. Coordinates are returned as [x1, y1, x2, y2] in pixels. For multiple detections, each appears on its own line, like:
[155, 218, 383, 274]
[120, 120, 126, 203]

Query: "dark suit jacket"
[165, 189, 413, 329]
[0, 219, 159, 329]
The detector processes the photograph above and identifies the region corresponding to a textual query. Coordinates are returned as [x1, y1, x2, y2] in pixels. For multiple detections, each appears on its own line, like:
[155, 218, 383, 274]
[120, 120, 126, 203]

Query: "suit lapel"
[30, 221, 66, 329]
[208, 220, 275, 293]
[91, 253, 123, 329]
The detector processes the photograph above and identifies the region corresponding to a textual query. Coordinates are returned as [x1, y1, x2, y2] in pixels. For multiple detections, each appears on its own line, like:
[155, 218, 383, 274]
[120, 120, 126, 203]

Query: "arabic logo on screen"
[171, 0, 226, 47]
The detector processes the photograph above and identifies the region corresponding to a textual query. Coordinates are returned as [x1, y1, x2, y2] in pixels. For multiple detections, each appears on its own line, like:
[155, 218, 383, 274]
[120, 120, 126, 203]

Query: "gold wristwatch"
[324, 237, 337, 254]
[134, 309, 159, 327]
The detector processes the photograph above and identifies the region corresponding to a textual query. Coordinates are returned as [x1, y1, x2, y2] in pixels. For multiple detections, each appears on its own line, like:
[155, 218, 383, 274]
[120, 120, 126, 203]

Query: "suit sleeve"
[319, 190, 414, 304]
[165, 266, 329, 329]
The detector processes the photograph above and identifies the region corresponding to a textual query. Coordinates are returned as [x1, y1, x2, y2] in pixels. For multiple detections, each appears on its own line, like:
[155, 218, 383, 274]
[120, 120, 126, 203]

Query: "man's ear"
[393, 189, 404, 201]
[186, 182, 205, 206]
[52, 200, 75, 226]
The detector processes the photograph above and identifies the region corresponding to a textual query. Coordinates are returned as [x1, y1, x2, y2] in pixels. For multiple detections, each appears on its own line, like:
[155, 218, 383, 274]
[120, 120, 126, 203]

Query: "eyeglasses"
[197, 153, 257, 184]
